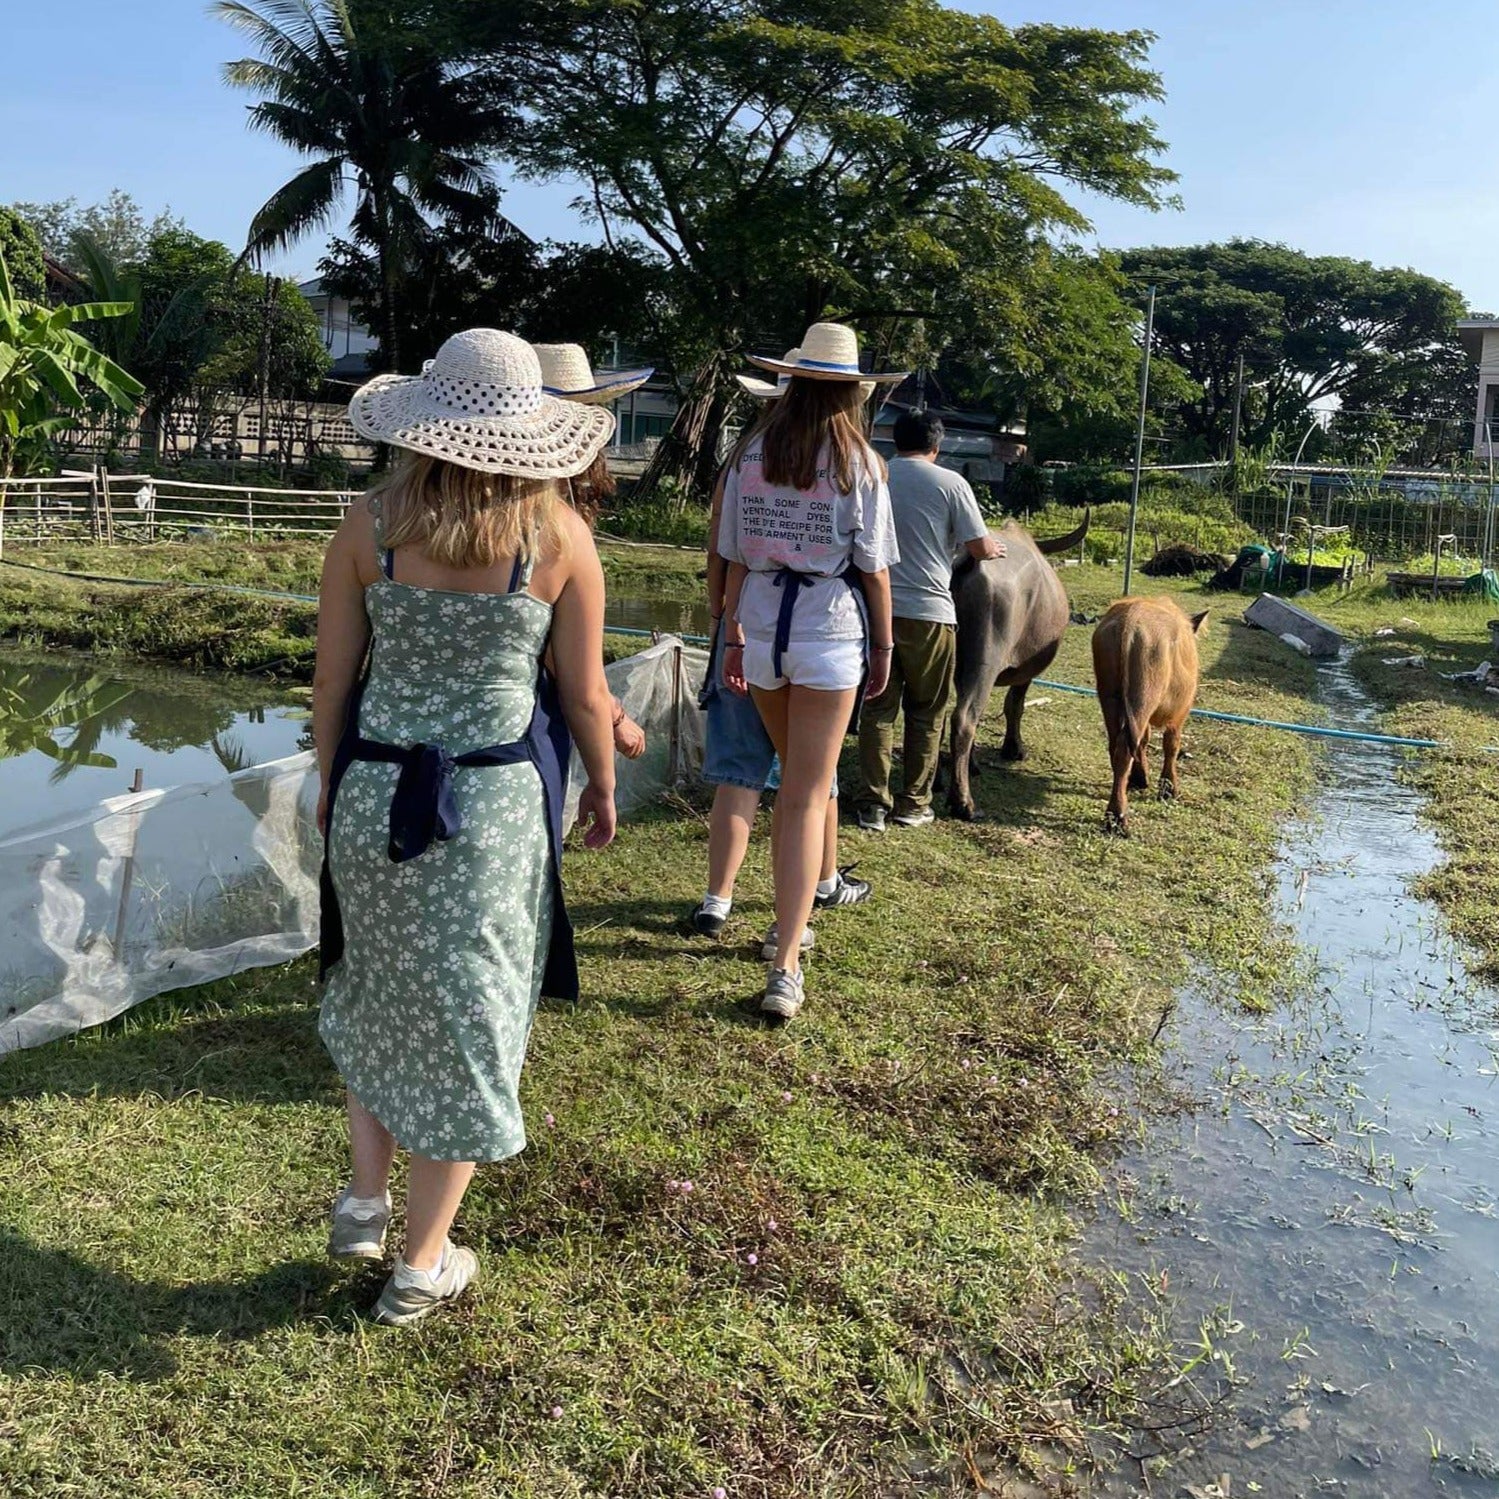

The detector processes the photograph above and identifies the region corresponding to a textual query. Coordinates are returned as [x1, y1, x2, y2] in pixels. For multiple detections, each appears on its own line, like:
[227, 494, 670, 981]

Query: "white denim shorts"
[743, 637, 865, 693]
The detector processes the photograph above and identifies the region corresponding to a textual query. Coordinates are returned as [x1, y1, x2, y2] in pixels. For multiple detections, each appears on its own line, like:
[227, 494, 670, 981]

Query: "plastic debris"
[1381, 655, 1426, 668]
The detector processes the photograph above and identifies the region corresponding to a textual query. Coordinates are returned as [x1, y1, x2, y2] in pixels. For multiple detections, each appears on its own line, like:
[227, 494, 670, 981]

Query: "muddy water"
[606, 594, 712, 641]
[1088, 660, 1499, 1496]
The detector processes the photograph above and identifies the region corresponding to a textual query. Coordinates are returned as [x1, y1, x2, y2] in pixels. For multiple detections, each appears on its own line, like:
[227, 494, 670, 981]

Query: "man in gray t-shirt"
[856, 411, 1004, 829]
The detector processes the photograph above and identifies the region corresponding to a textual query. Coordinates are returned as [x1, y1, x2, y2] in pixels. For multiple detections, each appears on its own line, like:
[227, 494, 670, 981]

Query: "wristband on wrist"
[872, 643, 894, 652]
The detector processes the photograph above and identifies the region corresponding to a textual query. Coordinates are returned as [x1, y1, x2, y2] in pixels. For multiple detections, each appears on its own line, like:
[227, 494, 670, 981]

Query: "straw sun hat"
[737, 347, 884, 403]
[745, 321, 908, 385]
[533, 343, 654, 405]
[348, 329, 614, 478]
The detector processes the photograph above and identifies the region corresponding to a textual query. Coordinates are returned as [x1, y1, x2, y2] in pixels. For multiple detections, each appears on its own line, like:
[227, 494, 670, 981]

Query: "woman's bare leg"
[347, 1090, 396, 1199]
[707, 783, 762, 899]
[821, 794, 839, 884]
[753, 684, 857, 973]
[403, 1157, 477, 1272]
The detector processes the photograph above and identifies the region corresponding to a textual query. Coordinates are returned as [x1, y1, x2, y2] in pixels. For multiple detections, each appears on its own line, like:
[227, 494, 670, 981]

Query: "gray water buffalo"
[946, 512, 1089, 820]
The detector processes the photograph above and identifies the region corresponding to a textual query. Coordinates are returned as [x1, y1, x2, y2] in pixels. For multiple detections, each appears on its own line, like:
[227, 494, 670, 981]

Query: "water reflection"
[0, 652, 308, 834]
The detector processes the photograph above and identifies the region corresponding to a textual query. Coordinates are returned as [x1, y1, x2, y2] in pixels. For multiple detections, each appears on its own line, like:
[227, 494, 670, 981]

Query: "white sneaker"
[372, 1241, 478, 1326]
[328, 1187, 392, 1260]
[760, 923, 816, 962]
[761, 966, 805, 1021]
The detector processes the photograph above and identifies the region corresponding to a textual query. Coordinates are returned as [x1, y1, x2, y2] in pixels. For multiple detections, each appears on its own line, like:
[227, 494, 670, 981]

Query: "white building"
[1457, 318, 1499, 455]
[297, 278, 379, 381]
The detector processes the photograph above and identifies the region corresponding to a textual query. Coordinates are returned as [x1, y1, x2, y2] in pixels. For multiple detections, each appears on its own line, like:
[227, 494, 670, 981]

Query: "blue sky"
[4, 0, 1494, 310]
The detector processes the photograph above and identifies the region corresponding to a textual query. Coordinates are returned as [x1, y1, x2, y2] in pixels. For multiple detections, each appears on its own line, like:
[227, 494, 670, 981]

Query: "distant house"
[1457, 318, 1499, 456]
[298, 278, 379, 382]
[871, 384, 1027, 495]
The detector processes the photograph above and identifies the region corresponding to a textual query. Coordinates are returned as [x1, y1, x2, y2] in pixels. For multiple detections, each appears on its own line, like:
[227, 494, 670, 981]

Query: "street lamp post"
[1122, 284, 1156, 596]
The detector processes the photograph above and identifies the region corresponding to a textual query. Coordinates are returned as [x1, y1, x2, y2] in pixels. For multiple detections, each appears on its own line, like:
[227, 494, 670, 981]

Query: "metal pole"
[1486, 422, 1496, 567]
[1230, 350, 1244, 465]
[1122, 283, 1156, 596]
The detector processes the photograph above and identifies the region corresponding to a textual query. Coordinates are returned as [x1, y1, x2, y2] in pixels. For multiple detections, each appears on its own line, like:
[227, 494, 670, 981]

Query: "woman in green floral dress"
[313, 329, 619, 1325]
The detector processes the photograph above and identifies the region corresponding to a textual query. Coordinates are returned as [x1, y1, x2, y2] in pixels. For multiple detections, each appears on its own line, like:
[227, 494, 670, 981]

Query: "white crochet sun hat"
[348, 330, 614, 478]
[533, 342, 654, 405]
[745, 321, 908, 384]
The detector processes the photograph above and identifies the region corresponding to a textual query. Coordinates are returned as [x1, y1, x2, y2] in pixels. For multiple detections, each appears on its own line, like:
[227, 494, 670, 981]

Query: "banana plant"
[0, 248, 143, 538]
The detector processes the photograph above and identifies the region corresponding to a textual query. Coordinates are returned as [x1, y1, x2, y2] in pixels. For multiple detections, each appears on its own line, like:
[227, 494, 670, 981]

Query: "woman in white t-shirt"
[719, 324, 903, 1021]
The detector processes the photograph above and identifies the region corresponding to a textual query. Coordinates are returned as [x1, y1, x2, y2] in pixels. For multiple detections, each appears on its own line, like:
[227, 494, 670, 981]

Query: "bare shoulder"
[325, 493, 379, 583]
[535, 502, 601, 600]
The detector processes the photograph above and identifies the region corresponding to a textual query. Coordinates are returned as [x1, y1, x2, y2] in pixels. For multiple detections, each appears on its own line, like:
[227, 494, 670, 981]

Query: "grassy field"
[1, 563, 1335, 1497]
[1317, 582, 1499, 981]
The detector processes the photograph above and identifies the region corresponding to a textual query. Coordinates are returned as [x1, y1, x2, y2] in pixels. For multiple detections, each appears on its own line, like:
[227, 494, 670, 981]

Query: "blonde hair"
[371, 452, 567, 569]
[757, 378, 883, 493]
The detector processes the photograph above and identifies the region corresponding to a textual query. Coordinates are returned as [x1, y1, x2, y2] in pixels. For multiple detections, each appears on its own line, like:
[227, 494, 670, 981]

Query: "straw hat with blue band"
[744, 321, 908, 385]
[738, 347, 884, 403]
[532, 343, 654, 405]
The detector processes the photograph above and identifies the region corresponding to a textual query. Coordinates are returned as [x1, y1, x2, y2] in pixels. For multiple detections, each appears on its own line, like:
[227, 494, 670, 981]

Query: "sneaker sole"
[760, 996, 804, 1019]
[760, 933, 817, 962]
[329, 1238, 387, 1261]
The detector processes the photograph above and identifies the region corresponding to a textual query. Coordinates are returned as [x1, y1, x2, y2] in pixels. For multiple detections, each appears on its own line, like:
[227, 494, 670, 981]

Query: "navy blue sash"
[769, 564, 869, 733]
[318, 667, 578, 1002]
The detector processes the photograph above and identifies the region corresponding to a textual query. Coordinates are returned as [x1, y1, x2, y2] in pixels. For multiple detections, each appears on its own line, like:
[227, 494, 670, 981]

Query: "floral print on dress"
[319, 574, 556, 1163]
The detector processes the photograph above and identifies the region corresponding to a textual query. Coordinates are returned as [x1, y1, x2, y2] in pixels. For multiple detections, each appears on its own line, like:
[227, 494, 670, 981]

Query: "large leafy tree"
[456, 0, 1175, 494]
[1118, 241, 1468, 455]
[216, 0, 519, 372]
[319, 226, 671, 376]
[72, 228, 329, 461]
[9, 191, 184, 272]
[0, 209, 46, 303]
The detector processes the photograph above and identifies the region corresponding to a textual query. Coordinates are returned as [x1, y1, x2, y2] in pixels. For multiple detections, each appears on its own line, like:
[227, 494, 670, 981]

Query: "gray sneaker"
[372, 1242, 478, 1326]
[761, 966, 805, 1021]
[328, 1187, 392, 1261]
[856, 806, 887, 832]
[760, 923, 817, 963]
[890, 807, 936, 828]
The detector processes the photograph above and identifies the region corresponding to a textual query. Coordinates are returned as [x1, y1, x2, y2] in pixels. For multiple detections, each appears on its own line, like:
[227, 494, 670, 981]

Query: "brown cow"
[1090, 598, 1208, 833]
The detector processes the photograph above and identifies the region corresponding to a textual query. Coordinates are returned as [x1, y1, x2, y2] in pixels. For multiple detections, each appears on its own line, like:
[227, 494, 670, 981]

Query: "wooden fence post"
[246, 489, 255, 540]
[89, 468, 102, 541]
[101, 470, 115, 544]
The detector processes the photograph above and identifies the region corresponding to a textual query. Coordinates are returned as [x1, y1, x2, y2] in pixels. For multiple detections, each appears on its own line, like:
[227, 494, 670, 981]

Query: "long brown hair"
[756, 377, 881, 493]
[566, 451, 615, 531]
[372, 452, 566, 569]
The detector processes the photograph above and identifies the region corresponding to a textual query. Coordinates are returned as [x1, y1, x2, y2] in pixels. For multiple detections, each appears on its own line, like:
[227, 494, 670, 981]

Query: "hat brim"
[745, 355, 909, 383]
[545, 368, 655, 405]
[349, 373, 614, 478]
[736, 373, 878, 401]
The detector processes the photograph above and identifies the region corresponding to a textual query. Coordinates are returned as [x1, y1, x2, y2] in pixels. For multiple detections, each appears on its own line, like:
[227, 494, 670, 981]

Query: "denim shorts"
[699, 625, 836, 796]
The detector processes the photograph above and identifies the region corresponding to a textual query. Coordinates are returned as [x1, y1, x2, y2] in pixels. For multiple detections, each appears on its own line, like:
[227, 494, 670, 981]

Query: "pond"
[0, 650, 309, 838]
[1087, 659, 1499, 1495]
[606, 594, 712, 642]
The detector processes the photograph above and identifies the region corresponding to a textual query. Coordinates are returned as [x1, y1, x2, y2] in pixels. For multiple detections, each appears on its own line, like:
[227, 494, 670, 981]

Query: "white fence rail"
[0, 469, 355, 548]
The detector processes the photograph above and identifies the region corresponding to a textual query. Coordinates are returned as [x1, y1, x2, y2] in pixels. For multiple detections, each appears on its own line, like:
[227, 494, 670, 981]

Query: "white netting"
[0, 639, 707, 1056]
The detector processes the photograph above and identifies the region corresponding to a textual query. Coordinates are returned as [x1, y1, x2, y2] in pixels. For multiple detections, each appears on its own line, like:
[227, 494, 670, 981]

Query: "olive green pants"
[856, 618, 957, 816]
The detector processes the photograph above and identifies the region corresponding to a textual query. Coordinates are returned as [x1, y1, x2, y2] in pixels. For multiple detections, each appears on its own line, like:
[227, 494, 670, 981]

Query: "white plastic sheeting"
[0, 638, 707, 1055]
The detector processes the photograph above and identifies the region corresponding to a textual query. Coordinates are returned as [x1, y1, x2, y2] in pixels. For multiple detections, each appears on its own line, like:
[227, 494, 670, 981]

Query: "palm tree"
[215, 0, 516, 372]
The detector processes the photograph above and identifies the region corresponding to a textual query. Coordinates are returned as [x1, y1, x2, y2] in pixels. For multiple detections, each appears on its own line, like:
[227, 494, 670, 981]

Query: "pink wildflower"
[549, 1405, 563, 1420]
[746, 1252, 759, 1266]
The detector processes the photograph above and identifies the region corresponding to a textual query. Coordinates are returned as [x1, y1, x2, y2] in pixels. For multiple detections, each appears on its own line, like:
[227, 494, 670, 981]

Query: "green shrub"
[601, 499, 709, 549]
